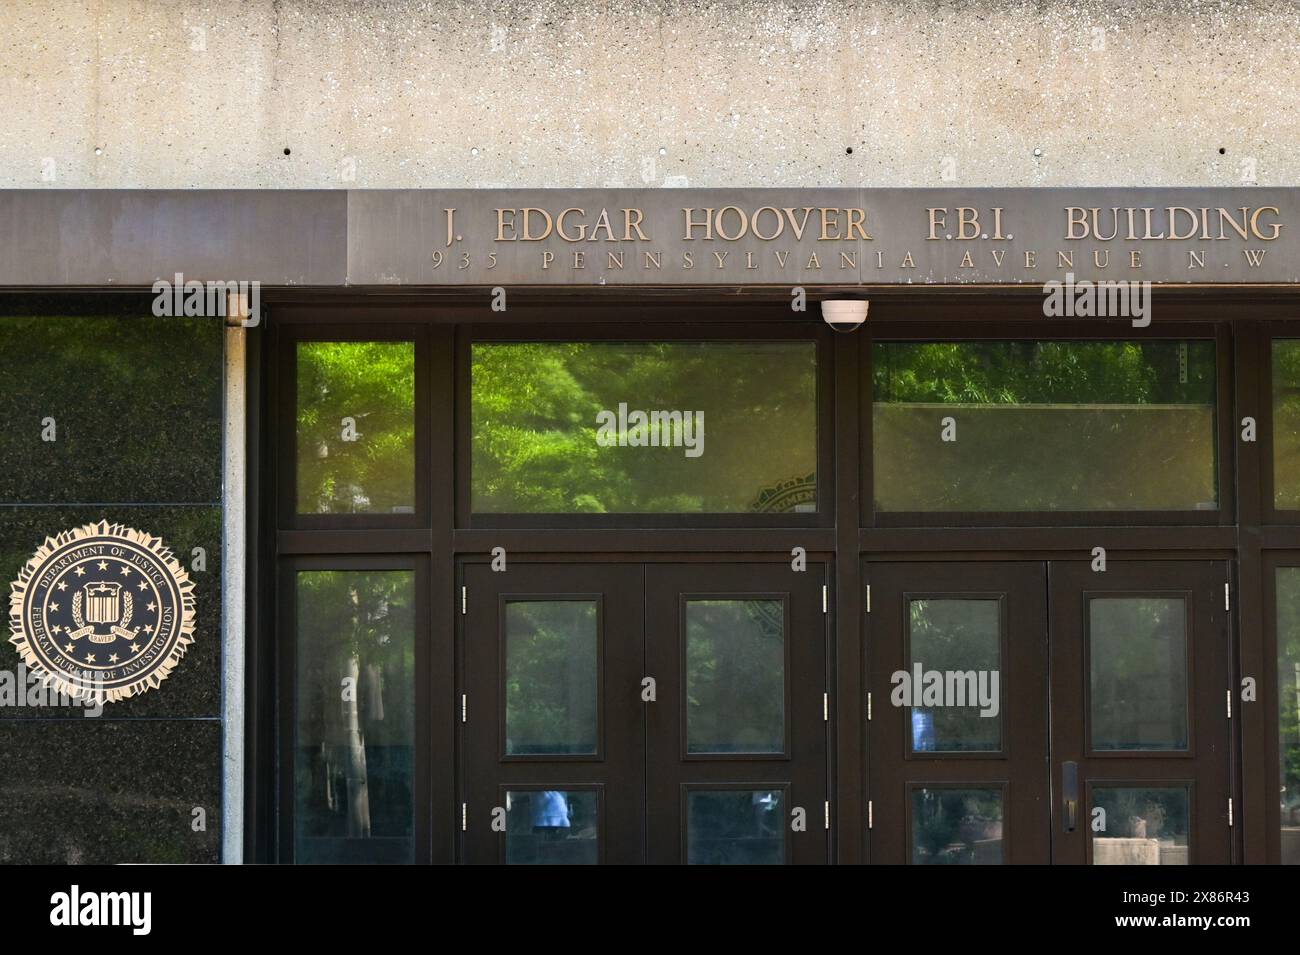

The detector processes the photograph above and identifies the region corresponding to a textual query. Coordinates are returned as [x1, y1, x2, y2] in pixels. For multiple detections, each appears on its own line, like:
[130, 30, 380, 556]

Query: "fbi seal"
[8, 522, 196, 704]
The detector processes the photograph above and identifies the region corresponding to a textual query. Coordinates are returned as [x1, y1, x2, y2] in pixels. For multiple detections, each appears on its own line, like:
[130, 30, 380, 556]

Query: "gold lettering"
[751, 207, 785, 241]
[1251, 206, 1282, 240]
[1167, 207, 1200, 241]
[784, 207, 815, 241]
[496, 208, 518, 241]
[819, 208, 842, 241]
[1090, 208, 1121, 241]
[1065, 207, 1089, 240]
[555, 207, 586, 242]
[521, 208, 553, 241]
[683, 208, 712, 240]
[623, 208, 649, 241]
[846, 208, 872, 240]
[956, 208, 980, 240]
[1217, 207, 1250, 241]
[715, 206, 747, 241]
[588, 208, 615, 242]
[926, 209, 947, 241]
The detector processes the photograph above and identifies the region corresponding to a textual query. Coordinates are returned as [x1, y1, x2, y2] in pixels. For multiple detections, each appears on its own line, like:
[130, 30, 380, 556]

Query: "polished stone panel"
[0, 314, 222, 504]
[0, 506, 221, 718]
[0, 720, 221, 864]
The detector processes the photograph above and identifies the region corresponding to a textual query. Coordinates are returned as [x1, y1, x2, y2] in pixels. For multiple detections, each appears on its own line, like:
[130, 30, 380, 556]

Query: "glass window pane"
[505, 601, 598, 756]
[908, 599, 1002, 752]
[1273, 340, 1300, 509]
[504, 790, 599, 864]
[1091, 787, 1189, 865]
[1089, 597, 1188, 751]
[873, 341, 1217, 512]
[296, 341, 416, 515]
[1277, 568, 1300, 864]
[685, 599, 785, 754]
[910, 788, 1004, 864]
[686, 790, 785, 864]
[471, 342, 816, 513]
[293, 570, 415, 863]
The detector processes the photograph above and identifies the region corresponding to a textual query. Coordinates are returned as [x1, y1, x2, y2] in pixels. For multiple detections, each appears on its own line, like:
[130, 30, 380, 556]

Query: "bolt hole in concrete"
[846, 147, 854, 154]
[283, 147, 291, 156]
[1219, 147, 1227, 154]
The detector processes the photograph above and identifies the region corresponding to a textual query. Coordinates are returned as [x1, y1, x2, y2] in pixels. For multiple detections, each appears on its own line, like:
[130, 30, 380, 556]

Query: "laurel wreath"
[69, 590, 133, 630]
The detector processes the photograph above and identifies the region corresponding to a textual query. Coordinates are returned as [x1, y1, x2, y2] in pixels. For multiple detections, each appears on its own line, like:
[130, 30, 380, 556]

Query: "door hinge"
[1224, 581, 1230, 611]
[461, 803, 467, 831]
[822, 584, 828, 614]
[823, 692, 829, 721]
[868, 799, 874, 829]
[1228, 797, 1233, 827]
[867, 691, 873, 721]
[462, 693, 467, 723]
[461, 585, 467, 615]
[1226, 688, 1232, 719]
[824, 801, 831, 830]
[865, 584, 871, 613]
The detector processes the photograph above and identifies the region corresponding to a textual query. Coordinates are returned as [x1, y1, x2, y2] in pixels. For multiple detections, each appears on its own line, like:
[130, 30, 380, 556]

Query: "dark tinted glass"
[873, 341, 1217, 511]
[293, 570, 415, 863]
[296, 341, 416, 515]
[471, 342, 816, 513]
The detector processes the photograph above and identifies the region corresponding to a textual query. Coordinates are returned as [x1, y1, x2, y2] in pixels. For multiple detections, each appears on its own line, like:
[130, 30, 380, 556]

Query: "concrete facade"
[1, 0, 1296, 190]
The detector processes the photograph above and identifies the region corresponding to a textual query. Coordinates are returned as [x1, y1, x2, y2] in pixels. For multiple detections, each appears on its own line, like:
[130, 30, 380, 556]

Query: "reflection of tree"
[912, 789, 1002, 865]
[295, 571, 414, 859]
[873, 341, 1217, 511]
[1095, 788, 1187, 842]
[296, 342, 415, 514]
[909, 599, 1000, 751]
[471, 343, 816, 513]
[1090, 599, 1186, 751]
[686, 601, 784, 753]
[505, 602, 597, 755]
[1273, 342, 1300, 509]
[1278, 570, 1300, 823]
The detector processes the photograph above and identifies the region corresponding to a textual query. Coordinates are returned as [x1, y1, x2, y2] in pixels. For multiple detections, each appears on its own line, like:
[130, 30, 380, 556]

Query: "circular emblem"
[8, 522, 196, 704]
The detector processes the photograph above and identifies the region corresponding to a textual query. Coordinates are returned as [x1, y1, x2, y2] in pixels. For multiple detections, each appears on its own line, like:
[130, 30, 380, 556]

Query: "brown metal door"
[1049, 560, 1233, 865]
[867, 561, 1050, 864]
[644, 562, 830, 864]
[460, 562, 645, 864]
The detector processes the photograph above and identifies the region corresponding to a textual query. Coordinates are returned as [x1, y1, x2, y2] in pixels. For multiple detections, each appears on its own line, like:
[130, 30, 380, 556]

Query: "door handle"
[1062, 761, 1078, 832]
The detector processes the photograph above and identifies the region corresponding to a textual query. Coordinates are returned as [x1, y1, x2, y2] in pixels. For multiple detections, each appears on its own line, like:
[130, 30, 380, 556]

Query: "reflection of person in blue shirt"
[912, 709, 936, 752]
[531, 791, 572, 830]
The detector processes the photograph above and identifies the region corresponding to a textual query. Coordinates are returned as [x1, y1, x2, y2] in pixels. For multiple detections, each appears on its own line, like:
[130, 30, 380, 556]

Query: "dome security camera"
[821, 298, 869, 332]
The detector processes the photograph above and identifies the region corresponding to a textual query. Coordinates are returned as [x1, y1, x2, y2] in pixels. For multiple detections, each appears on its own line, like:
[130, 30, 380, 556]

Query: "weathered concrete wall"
[1, 0, 1296, 189]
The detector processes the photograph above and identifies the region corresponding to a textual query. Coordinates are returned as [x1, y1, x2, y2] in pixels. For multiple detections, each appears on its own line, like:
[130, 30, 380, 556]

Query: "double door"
[868, 560, 1232, 864]
[460, 561, 829, 864]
